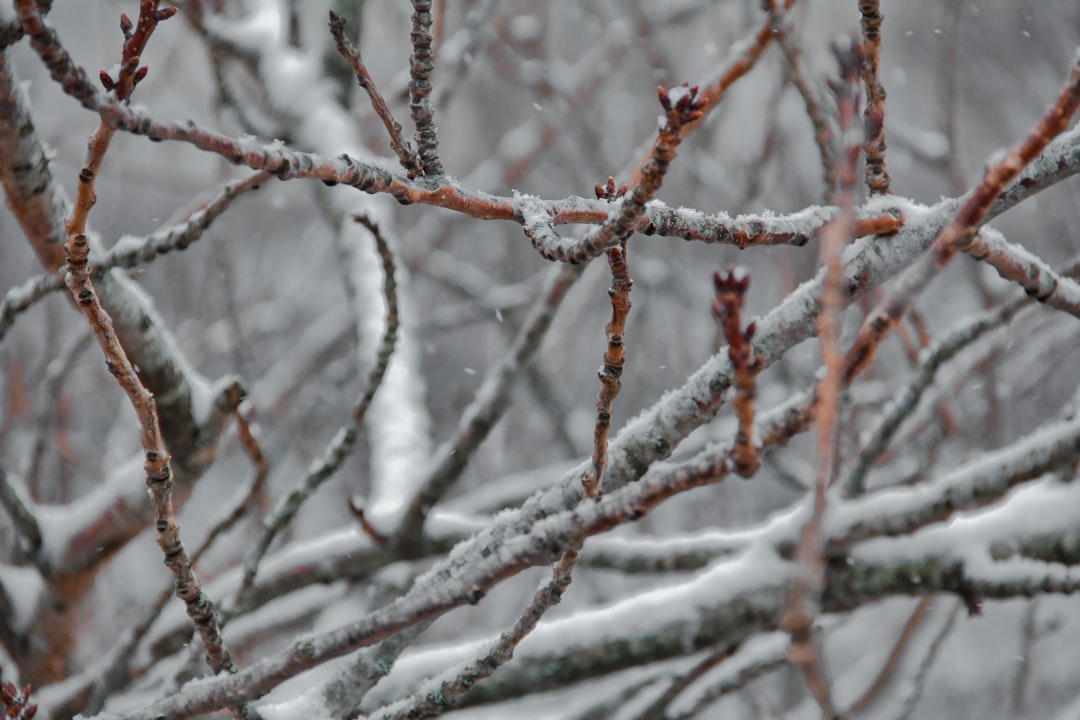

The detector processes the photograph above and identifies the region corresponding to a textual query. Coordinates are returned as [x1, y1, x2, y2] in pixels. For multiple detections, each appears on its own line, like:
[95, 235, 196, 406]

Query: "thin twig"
[628, 0, 799, 185]
[328, 11, 420, 177]
[859, 0, 891, 194]
[845, 294, 1029, 496]
[895, 602, 962, 720]
[584, 176, 634, 500]
[62, 135, 238, 680]
[711, 265, 761, 478]
[848, 597, 932, 715]
[237, 213, 399, 599]
[25, 330, 92, 493]
[393, 263, 581, 557]
[408, 0, 444, 176]
[375, 547, 583, 720]
[781, 38, 863, 719]
[82, 407, 270, 716]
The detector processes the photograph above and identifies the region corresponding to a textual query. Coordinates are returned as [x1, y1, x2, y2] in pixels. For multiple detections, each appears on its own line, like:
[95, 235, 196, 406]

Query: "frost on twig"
[525, 82, 705, 264]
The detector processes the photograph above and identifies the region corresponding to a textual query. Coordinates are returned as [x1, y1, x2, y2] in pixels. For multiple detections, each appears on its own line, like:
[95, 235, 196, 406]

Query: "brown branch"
[844, 51, 1080, 384]
[859, 0, 891, 194]
[328, 11, 420, 177]
[408, 0, 444, 176]
[583, 177, 634, 501]
[347, 498, 389, 548]
[711, 265, 761, 478]
[77, 407, 270, 718]
[62, 232, 235, 676]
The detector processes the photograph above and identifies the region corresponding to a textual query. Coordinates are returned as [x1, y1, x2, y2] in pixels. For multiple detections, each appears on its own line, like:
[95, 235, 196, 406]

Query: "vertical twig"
[627, 0, 798, 185]
[83, 406, 270, 716]
[859, 0, 891, 195]
[408, 0, 444, 176]
[711, 265, 761, 478]
[781, 38, 863, 719]
[585, 176, 633, 501]
[432, 0, 445, 53]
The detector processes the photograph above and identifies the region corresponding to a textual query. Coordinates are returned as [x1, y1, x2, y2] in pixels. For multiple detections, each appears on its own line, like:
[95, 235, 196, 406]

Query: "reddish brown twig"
[432, 0, 445, 52]
[844, 52, 1080, 384]
[99, 2, 177, 102]
[711, 265, 761, 478]
[348, 497, 389, 547]
[628, 0, 797, 185]
[848, 597, 932, 715]
[781, 38, 864, 719]
[859, 0, 891, 194]
[524, 82, 705, 264]
[16, 0, 237, 678]
[64, 233, 236, 677]
[328, 11, 420, 178]
[408, 0, 443, 176]
[68, 1, 176, 239]
[584, 178, 633, 501]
